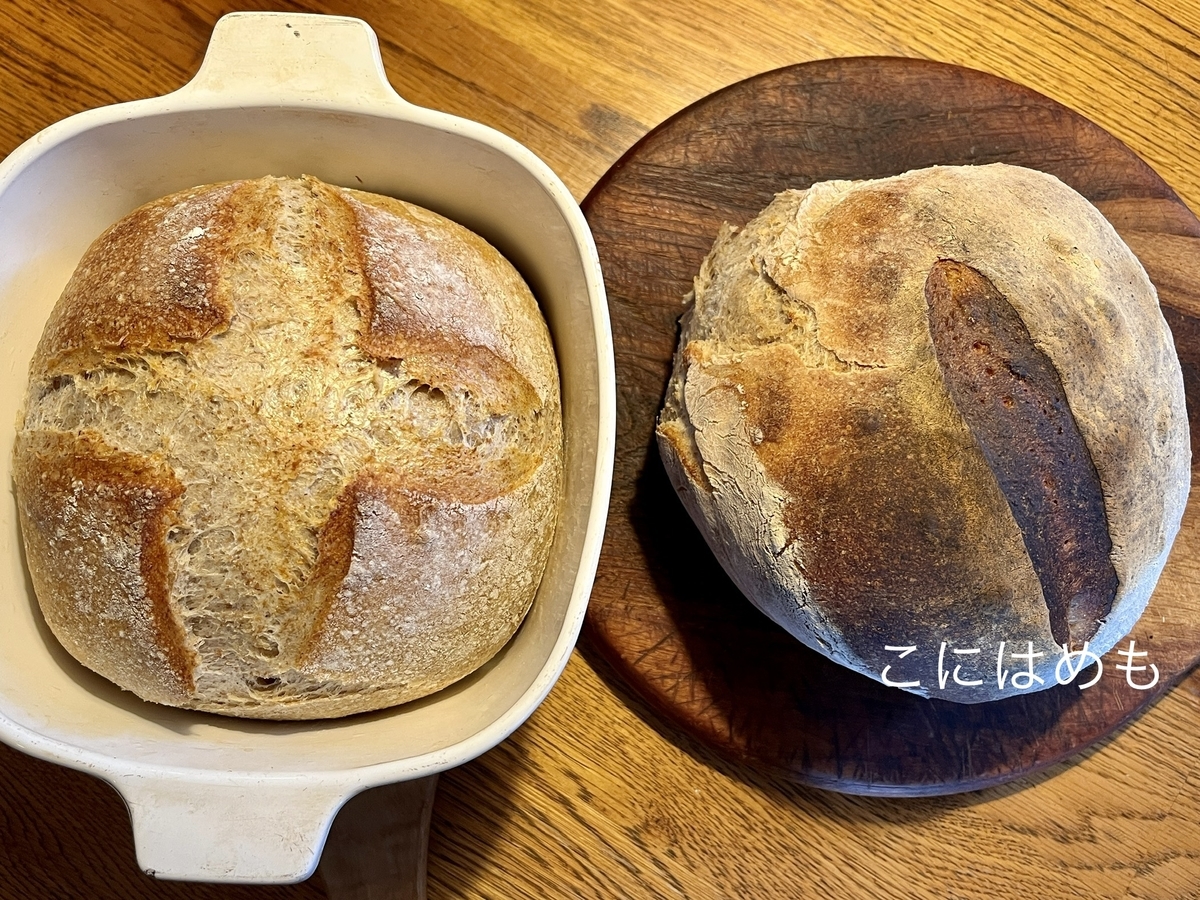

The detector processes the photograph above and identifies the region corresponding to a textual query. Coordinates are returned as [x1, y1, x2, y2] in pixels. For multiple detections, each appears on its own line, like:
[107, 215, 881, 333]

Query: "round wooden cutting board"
[581, 57, 1200, 796]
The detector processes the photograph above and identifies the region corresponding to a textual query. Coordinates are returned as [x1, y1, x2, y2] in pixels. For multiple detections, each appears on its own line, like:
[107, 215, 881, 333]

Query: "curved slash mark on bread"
[13, 429, 195, 700]
[924, 259, 1118, 647]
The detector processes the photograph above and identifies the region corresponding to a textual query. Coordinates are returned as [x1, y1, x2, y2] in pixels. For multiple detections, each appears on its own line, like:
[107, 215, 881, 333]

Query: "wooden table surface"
[2, 1, 1200, 898]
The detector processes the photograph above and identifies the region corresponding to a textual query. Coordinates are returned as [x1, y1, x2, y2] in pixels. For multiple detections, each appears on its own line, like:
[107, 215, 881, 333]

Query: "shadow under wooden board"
[581, 57, 1200, 797]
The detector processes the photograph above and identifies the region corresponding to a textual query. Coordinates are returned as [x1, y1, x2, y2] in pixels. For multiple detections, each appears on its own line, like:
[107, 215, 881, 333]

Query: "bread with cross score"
[14, 174, 562, 719]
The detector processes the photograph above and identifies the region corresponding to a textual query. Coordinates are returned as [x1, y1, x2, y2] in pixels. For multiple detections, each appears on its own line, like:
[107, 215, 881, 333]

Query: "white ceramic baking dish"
[0, 11, 613, 884]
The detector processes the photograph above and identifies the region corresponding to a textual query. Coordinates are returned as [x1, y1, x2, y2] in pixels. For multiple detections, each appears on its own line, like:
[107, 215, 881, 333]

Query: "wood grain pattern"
[582, 57, 1200, 794]
[0, 1, 1199, 898]
[320, 777, 439, 900]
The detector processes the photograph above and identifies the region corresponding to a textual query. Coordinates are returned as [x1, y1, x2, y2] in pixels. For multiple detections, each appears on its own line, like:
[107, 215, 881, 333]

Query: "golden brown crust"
[342, 188, 557, 395]
[13, 429, 193, 702]
[294, 469, 548, 702]
[33, 181, 244, 376]
[14, 175, 562, 718]
[657, 164, 1189, 702]
[735, 346, 1047, 649]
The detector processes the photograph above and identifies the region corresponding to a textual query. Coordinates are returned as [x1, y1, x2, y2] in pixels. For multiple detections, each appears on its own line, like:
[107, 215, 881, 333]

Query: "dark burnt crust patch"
[924, 259, 1119, 647]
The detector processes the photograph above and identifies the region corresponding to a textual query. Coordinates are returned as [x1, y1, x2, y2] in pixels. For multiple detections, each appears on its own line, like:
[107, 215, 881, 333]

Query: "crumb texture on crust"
[657, 164, 1189, 702]
[15, 175, 562, 719]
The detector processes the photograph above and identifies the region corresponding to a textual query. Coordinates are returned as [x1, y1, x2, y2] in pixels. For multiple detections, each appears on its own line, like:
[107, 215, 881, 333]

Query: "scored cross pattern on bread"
[14, 175, 562, 719]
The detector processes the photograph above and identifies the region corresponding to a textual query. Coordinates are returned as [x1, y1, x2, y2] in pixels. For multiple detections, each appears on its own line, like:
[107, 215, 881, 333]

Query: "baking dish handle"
[178, 11, 410, 109]
[117, 774, 348, 882]
[118, 772, 441, 887]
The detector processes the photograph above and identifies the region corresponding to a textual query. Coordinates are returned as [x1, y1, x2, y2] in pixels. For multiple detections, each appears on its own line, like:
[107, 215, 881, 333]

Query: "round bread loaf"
[657, 163, 1189, 703]
[14, 174, 562, 719]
